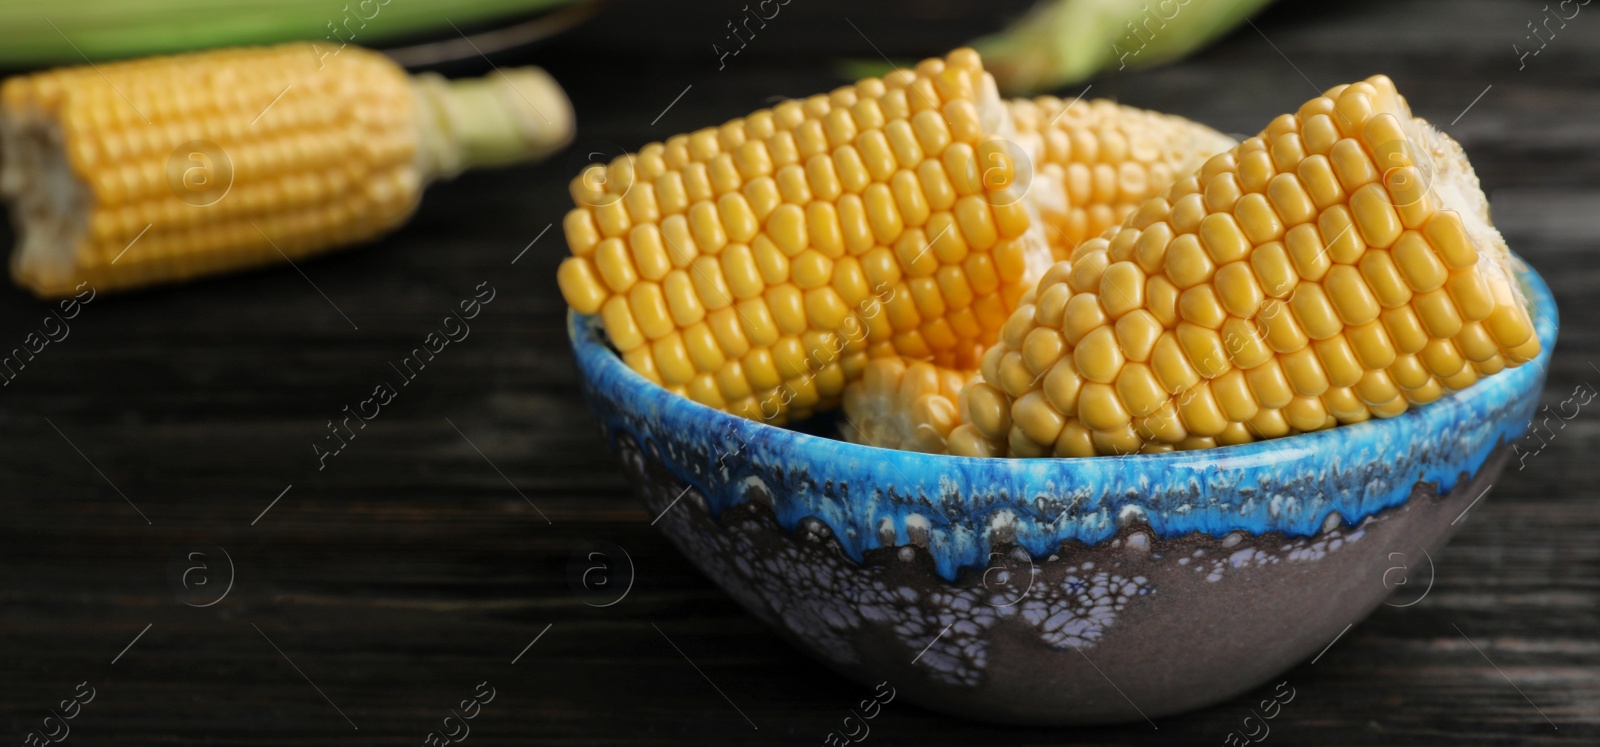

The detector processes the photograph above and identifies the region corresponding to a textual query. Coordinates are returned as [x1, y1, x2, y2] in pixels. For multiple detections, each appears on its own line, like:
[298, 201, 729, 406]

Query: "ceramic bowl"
[567, 262, 1556, 726]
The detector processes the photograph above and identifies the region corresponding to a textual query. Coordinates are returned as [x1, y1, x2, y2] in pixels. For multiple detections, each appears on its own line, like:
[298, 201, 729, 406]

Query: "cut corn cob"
[841, 357, 977, 452]
[1, 43, 574, 297]
[945, 76, 1540, 458]
[557, 48, 1230, 426]
[558, 49, 1052, 425]
[1007, 96, 1234, 260]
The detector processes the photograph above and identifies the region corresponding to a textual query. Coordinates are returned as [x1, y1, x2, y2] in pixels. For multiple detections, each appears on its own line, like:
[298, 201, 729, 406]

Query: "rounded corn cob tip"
[948, 75, 1540, 458]
[557, 47, 1233, 426]
[0, 43, 574, 298]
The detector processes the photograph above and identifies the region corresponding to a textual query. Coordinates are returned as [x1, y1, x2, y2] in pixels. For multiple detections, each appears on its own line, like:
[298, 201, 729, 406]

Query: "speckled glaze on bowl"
[567, 262, 1556, 726]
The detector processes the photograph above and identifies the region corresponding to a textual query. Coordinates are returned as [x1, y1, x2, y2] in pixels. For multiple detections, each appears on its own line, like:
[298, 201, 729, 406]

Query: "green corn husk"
[0, 0, 580, 66]
[974, 0, 1277, 94]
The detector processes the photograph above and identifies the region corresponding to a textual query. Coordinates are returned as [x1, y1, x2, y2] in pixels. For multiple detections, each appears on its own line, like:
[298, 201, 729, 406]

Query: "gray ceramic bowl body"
[567, 263, 1556, 726]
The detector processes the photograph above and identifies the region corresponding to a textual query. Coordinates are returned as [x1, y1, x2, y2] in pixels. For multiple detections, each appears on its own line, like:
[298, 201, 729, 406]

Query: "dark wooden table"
[2, 0, 1596, 744]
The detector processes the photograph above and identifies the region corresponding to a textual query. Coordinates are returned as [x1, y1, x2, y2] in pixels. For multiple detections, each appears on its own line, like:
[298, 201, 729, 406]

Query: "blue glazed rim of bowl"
[569, 260, 1557, 580]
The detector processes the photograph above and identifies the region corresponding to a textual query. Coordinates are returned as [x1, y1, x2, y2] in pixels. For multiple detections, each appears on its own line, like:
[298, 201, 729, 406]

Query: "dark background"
[1, 0, 1596, 744]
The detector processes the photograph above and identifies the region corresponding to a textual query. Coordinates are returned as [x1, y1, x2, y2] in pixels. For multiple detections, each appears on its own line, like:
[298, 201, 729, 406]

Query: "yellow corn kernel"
[602, 296, 646, 353]
[1214, 262, 1265, 318]
[1151, 332, 1201, 394]
[1099, 261, 1147, 318]
[1324, 265, 1381, 325]
[558, 257, 609, 315]
[1346, 320, 1397, 369]
[1297, 155, 1347, 210]
[1446, 266, 1495, 321]
[964, 381, 1013, 439]
[1251, 241, 1298, 299]
[1454, 321, 1500, 363]
[1074, 326, 1126, 383]
[1424, 211, 1481, 271]
[1420, 336, 1467, 378]
[1414, 287, 1464, 339]
[1388, 354, 1430, 389]
[1201, 212, 1255, 264]
[1350, 183, 1403, 249]
[1115, 309, 1164, 362]
[1266, 173, 1318, 227]
[1238, 150, 1276, 193]
[1314, 335, 1364, 388]
[1245, 360, 1295, 409]
[1078, 382, 1132, 430]
[1323, 386, 1368, 421]
[1166, 234, 1216, 289]
[1205, 173, 1244, 213]
[1179, 286, 1228, 330]
[1289, 283, 1343, 340]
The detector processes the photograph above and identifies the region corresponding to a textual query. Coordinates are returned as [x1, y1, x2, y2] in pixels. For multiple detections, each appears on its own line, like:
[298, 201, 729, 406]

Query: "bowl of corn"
[560, 50, 1554, 724]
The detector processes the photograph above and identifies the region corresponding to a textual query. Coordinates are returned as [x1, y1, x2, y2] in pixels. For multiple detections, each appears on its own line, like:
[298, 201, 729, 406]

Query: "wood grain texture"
[1, 0, 1596, 744]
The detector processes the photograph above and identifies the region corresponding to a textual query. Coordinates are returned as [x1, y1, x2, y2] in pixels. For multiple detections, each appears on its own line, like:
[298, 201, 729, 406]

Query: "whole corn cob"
[942, 76, 1540, 458]
[1, 43, 574, 297]
[0, 0, 584, 65]
[557, 48, 1231, 425]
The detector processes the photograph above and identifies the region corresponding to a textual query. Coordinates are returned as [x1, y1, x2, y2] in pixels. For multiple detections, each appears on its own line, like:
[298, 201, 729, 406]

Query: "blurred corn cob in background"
[937, 76, 1540, 457]
[0, 0, 584, 65]
[975, 0, 1278, 95]
[557, 49, 1232, 425]
[1, 43, 574, 297]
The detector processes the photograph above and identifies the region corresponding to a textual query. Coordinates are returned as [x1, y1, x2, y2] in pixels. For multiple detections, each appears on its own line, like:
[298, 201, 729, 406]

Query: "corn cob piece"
[841, 357, 977, 452]
[557, 48, 1230, 426]
[1007, 96, 1235, 261]
[946, 76, 1541, 458]
[1, 43, 574, 297]
[558, 49, 1056, 425]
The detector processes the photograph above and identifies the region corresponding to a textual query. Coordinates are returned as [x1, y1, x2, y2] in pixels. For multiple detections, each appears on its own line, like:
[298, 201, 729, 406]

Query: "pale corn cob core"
[0, 43, 573, 297]
[945, 76, 1541, 458]
[841, 357, 978, 452]
[557, 48, 1232, 426]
